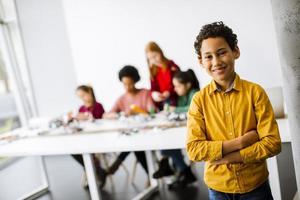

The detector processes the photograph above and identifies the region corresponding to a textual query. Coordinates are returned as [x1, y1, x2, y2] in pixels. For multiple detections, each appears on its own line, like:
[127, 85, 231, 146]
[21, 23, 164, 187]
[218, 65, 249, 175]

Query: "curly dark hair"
[118, 65, 141, 83]
[194, 21, 238, 58]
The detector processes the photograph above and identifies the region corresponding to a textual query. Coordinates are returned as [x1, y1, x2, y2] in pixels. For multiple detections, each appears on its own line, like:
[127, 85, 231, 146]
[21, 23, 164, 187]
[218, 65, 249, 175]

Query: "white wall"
[15, 0, 79, 117]
[62, 0, 283, 111]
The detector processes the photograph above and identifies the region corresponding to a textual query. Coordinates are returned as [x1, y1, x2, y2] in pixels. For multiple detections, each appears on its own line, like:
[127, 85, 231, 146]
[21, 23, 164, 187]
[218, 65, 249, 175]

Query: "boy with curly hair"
[186, 21, 281, 200]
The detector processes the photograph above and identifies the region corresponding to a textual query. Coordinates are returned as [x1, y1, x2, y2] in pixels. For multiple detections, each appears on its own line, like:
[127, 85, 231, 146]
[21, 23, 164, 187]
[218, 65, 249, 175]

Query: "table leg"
[132, 150, 158, 200]
[18, 156, 49, 200]
[83, 154, 102, 200]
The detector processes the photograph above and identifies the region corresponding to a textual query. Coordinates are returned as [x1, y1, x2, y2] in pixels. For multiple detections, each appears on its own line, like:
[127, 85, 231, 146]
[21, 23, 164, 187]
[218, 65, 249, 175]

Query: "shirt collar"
[208, 73, 242, 95]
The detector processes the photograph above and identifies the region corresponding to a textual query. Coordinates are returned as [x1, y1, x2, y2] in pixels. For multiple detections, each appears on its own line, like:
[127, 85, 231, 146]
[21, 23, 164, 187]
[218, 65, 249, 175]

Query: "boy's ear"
[198, 57, 204, 67]
[233, 46, 240, 59]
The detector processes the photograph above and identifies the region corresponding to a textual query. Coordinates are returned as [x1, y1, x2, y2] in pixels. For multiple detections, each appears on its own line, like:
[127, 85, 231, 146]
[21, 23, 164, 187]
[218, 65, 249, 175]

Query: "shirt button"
[236, 172, 240, 176]
[229, 132, 233, 135]
[226, 111, 230, 115]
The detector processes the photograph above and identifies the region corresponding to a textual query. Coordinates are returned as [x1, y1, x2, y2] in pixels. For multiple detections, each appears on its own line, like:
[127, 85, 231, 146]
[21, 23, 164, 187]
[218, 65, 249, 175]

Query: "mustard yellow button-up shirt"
[186, 74, 281, 193]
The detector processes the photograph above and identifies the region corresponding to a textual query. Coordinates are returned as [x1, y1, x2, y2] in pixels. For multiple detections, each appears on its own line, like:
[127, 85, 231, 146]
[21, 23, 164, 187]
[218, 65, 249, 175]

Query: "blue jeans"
[161, 149, 188, 172]
[208, 180, 273, 200]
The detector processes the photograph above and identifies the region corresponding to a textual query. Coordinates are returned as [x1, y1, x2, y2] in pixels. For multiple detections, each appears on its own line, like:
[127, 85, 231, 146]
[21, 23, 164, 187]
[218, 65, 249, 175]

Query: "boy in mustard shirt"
[186, 21, 281, 200]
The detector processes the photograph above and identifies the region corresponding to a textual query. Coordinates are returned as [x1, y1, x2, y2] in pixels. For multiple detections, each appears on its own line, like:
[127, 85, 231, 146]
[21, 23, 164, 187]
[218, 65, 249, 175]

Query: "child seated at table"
[152, 69, 199, 189]
[71, 85, 107, 189]
[170, 69, 200, 113]
[103, 65, 156, 178]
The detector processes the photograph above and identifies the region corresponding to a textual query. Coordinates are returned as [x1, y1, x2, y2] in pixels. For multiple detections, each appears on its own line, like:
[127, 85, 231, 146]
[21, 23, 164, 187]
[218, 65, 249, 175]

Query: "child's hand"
[210, 158, 229, 165]
[152, 91, 164, 102]
[76, 113, 89, 121]
[87, 113, 94, 121]
[103, 112, 119, 119]
[211, 152, 243, 165]
[239, 130, 259, 149]
[67, 111, 73, 121]
[169, 106, 176, 112]
[222, 131, 258, 156]
[162, 91, 170, 99]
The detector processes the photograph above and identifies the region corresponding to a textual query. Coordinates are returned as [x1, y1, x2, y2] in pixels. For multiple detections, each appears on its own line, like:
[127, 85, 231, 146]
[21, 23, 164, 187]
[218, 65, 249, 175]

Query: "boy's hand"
[222, 130, 259, 156]
[211, 151, 243, 165]
[239, 130, 259, 149]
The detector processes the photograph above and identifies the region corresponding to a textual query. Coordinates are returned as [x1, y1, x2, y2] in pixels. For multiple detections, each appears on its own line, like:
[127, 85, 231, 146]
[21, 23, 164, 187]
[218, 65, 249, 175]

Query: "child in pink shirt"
[109, 88, 154, 116]
[103, 65, 156, 177]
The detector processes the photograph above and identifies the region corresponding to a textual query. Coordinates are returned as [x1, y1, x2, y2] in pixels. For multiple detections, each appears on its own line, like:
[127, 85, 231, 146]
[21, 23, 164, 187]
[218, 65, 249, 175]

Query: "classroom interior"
[0, 0, 299, 200]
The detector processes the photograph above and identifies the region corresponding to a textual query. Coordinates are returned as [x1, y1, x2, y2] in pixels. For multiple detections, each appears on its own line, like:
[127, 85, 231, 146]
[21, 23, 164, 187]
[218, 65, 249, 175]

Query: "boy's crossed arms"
[211, 130, 258, 165]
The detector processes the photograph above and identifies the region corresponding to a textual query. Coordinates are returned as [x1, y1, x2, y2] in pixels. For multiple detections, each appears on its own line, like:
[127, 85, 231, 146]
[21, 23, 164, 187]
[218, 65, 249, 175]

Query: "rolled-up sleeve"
[186, 93, 223, 162]
[240, 85, 281, 163]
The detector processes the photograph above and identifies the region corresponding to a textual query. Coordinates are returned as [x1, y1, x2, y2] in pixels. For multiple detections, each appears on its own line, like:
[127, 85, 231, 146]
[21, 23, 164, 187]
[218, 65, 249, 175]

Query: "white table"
[0, 115, 188, 200]
[0, 118, 291, 200]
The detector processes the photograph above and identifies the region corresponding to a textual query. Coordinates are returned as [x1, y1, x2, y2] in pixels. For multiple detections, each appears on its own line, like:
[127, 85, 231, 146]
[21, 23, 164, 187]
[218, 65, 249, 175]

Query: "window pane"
[0, 50, 20, 135]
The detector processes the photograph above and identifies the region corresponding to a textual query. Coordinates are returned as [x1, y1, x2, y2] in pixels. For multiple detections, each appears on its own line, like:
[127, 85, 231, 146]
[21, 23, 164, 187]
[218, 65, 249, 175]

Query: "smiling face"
[199, 37, 240, 85]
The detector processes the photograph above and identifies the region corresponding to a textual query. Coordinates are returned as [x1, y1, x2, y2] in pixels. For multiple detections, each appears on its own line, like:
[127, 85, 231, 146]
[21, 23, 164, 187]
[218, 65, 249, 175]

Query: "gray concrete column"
[270, 0, 300, 196]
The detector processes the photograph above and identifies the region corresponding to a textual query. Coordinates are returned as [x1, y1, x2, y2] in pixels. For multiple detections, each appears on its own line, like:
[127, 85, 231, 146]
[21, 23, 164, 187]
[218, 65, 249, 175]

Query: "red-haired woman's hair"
[76, 85, 96, 105]
[145, 41, 169, 79]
